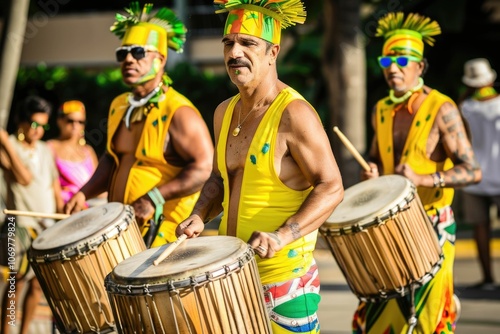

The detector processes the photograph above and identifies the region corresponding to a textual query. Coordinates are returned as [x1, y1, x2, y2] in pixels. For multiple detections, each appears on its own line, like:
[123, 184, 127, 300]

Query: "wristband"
[147, 187, 165, 223]
[437, 172, 446, 188]
[432, 173, 440, 188]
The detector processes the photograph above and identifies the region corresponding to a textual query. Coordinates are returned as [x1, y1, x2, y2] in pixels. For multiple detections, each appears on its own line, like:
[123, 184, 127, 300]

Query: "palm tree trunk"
[322, 0, 365, 187]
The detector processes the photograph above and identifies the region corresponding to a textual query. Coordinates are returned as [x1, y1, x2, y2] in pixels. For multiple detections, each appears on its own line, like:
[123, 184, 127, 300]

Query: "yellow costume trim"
[376, 89, 455, 210]
[106, 87, 201, 246]
[217, 87, 318, 284]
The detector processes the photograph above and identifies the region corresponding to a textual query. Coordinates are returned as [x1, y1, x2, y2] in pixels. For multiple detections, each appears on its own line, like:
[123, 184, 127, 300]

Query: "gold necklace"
[232, 90, 275, 137]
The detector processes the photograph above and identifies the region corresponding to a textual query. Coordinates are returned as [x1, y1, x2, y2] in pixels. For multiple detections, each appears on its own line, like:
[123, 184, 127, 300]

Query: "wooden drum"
[29, 202, 146, 333]
[105, 235, 271, 334]
[319, 175, 443, 302]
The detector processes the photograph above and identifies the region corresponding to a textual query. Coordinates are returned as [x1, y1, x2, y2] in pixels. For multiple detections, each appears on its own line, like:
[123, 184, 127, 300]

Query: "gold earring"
[17, 130, 25, 141]
[79, 130, 86, 146]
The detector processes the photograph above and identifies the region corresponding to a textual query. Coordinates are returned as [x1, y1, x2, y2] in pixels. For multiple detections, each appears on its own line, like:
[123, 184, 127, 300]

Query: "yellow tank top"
[106, 87, 200, 231]
[376, 89, 455, 211]
[217, 87, 318, 284]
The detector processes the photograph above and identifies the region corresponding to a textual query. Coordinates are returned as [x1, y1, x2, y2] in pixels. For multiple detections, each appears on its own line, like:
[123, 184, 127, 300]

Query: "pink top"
[54, 147, 95, 203]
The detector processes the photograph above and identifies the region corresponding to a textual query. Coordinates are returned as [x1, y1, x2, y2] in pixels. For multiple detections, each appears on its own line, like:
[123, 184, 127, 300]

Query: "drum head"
[32, 202, 132, 253]
[109, 236, 249, 287]
[325, 175, 414, 228]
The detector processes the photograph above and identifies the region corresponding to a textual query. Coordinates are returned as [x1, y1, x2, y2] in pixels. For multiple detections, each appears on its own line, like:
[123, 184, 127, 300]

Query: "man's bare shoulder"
[281, 99, 322, 128]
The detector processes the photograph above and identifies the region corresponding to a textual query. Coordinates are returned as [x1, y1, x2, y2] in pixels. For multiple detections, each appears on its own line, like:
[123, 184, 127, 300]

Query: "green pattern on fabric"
[416, 120, 421, 127]
[426, 114, 431, 121]
[273, 294, 321, 317]
[262, 143, 270, 154]
[161, 115, 167, 122]
[250, 155, 257, 164]
[444, 223, 456, 235]
[288, 249, 298, 258]
[142, 148, 146, 155]
[152, 119, 158, 126]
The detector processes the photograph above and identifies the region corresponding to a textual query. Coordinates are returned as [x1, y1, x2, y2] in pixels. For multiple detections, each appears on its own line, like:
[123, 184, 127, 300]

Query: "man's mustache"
[227, 59, 250, 67]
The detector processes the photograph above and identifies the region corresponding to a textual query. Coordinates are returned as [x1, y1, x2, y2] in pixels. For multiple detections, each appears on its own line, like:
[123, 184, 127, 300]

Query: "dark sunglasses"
[378, 55, 422, 69]
[65, 118, 86, 125]
[115, 46, 154, 62]
[30, 121, 50, 131]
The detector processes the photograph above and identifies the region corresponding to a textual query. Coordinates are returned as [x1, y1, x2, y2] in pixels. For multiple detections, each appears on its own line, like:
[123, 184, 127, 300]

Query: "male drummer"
[176, 1, 344, 333]
[354, 12, 481, 333]
[64, 3, 213, 248]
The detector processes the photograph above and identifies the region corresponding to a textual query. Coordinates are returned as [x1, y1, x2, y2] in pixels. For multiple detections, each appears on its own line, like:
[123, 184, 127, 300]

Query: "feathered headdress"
[214, 0, 306, 44]
[375, 12, 441, 58]
[110, 2, 187, 55]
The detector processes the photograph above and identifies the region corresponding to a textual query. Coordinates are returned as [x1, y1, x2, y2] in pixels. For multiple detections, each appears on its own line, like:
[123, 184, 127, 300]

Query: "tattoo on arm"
[269, 231, 282, 246]
[288, 223, 301, 241]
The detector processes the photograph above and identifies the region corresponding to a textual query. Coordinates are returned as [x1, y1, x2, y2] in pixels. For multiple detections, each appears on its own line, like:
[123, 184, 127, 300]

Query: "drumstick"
[333, 126, 371, 172]
[153, 234, 188, 266]
[3, 209, 69, 220]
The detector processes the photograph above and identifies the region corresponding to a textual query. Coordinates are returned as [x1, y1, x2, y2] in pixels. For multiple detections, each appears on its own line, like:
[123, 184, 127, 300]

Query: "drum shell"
[105, 236, 272, 334]
[29, 203, 146, 334]
[320, 176, 443, 301]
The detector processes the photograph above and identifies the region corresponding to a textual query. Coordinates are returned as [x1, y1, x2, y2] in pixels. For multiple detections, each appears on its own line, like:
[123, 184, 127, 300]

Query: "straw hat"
[462, 58, 497, 88]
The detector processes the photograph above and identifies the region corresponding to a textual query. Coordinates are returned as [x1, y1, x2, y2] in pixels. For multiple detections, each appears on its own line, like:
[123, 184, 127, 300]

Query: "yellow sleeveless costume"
[217, 87, 320, 333]
[107, 87, 200, 247]
[353, 90, 458, 333]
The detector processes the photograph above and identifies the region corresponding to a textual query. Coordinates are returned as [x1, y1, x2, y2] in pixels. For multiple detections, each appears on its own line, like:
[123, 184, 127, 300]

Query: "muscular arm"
[80, 153, 115, 198]
[435, 102, 481, 187]
[158, 106, 214, 200]
[0, 129, 32, 186]
[273, 100, 344, 246]
[175, 101, 227, 238]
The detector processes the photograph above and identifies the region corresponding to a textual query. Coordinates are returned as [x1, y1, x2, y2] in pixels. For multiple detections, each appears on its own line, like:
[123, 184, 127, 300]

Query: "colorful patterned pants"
[263, 260, 321, 333]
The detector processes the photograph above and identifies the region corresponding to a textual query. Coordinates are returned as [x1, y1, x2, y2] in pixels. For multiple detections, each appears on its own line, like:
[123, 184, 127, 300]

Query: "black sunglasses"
[115, 46, 154, 62]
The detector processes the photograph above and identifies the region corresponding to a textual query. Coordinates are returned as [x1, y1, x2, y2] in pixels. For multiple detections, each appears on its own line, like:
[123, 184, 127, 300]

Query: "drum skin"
[29, 202, 146, 334]
[320, 175, 443, 301]
[105, 235, 272, 334]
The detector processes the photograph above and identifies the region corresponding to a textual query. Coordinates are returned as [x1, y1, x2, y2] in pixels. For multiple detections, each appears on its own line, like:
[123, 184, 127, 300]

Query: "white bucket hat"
[462, 58, 497, 88]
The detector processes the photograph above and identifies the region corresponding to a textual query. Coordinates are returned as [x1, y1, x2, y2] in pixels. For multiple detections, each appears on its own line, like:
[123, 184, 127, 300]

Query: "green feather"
[110, 2, 187, 53]
[376, 12, 441, 46]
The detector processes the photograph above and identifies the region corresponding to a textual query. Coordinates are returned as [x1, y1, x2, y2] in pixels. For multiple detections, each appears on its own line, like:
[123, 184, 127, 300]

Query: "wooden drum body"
[29, 202, 146, 333]
[319, 175, 443, 302]
[105, 235, 271, 334]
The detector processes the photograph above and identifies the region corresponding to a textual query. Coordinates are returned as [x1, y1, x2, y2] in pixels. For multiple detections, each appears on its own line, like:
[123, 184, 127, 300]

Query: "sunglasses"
[30, 121, 50, 131]
[65, 118, 86, 125]
[378, 55, 422, 69]
[115, 46, 155, 62]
